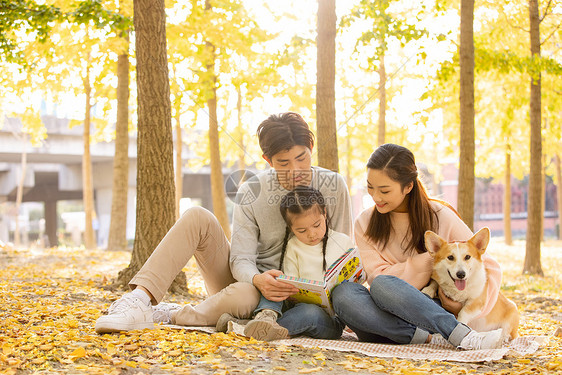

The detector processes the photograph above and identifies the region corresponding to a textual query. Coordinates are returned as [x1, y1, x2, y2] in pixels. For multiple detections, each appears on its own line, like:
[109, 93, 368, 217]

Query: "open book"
[276, 247, 365, 316]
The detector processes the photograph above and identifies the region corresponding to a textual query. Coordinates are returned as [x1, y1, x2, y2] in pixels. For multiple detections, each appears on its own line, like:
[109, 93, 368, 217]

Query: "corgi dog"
[421, 227, 519, 340]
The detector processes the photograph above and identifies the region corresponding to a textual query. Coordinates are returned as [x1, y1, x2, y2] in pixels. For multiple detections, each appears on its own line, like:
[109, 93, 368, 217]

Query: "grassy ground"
[0, 238, 560, 374]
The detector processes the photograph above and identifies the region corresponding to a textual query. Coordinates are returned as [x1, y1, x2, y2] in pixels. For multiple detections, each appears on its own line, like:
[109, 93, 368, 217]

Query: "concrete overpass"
[0, 114, 219, 248]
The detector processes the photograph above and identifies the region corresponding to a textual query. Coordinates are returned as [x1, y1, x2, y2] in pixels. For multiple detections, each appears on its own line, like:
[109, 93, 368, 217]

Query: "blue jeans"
[254, 295, 344, 339]
[254, 295, 284, 316]
[332, 275, 471, 346]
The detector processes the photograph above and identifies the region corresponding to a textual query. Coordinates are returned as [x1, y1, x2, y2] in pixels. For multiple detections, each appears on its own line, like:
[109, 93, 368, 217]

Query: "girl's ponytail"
[278, 226, 292, 271]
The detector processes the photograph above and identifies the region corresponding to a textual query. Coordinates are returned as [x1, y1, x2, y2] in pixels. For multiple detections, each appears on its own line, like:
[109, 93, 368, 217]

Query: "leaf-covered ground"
[1, 239, 560, 374]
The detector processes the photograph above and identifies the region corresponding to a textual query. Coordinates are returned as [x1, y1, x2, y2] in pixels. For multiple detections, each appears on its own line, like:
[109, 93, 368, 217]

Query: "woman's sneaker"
[458, 328, 503, 350]
[429, 333, 452, 347]
[95, 293, 154, 334]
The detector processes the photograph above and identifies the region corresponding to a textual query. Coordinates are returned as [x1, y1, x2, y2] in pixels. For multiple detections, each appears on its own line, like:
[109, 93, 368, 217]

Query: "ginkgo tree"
[0, 1, 54, 246]
[425, 0, 561, 268]
[0, 0, 63, 67]
[103, 0, 133, 252]
[31, 2, 129, 249]
[3, 107, 45, 248]
[317, 0, 338, 172]
[165, 0, 273, 237]
[1, 1, 117, 249]
[168, 64, 200, 220]
[341, 0, 428, 147]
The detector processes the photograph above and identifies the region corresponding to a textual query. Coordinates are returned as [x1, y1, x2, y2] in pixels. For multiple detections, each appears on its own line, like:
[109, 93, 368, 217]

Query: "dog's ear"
[424, 230, 446, 255]
[469, 227, 490, 254]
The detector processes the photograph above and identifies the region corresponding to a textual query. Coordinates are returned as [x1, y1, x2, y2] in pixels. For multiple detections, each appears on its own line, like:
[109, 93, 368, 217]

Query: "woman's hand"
[252, 270, 299, 302]
[438, 287, 462, 317]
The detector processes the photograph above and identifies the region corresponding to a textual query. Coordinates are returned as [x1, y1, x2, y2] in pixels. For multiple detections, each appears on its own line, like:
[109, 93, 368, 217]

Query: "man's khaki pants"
[130, 206, 260, 326]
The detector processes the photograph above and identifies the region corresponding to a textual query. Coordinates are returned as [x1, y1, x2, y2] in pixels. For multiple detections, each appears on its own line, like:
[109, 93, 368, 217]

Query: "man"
[95, 112, 352, 339]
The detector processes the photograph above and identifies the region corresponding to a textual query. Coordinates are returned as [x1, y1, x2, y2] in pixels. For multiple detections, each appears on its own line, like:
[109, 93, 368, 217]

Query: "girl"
[219, 186, 353, 341]
[332, 143, 504, 350]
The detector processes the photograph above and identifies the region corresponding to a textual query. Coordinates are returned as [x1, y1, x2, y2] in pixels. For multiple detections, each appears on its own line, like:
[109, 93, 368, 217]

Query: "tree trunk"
[107, 35, 130, 251]
[14, 145, 27, 248]
[208, 87, 231, 239]
[83, 66, 96, 250]
[236, 86, 246, 172]
[540, 141, 546, 242]
[523, 0, 543, 275]
[431, 138, 441, 196]
[175, 112, 183, 220]
[316, 0, 338, 172]
[504, 143, 512, 245]
[204, 0, 230, 239]
[378, 52, 386, 146]
[458, 0, 475, 230]
[555, 153, 562, 240]
[345, 124, 352, 190]
[117, 0, 187, 293]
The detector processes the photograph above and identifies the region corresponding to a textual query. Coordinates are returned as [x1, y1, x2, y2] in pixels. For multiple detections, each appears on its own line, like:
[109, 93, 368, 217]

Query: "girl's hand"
[438, 287, 462, 317]
[252, 270, 299, 302]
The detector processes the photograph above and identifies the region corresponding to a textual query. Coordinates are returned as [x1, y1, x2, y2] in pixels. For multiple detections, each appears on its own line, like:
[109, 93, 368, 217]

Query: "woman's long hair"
[365, 143, 438, 254]
[278, 186, 330, 271]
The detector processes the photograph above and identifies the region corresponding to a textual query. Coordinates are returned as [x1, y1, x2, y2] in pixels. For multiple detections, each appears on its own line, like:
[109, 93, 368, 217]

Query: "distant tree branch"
[499, 6, 529, 34]
[541, 22, 561, 46]
[539, 0, 553, 23]
[1, 0, 131, 68]
[70, 0, 132, 31]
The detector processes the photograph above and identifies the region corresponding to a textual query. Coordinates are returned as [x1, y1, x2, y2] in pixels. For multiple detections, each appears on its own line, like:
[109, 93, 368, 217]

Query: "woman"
[332, 143, 504, 350]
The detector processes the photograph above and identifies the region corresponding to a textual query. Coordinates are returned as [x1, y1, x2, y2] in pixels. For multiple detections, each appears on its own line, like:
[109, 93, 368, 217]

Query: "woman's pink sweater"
[354, 201, 501, 321]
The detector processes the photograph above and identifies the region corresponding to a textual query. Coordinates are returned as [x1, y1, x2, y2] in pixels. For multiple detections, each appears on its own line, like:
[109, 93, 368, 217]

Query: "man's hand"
[252, 270, 299, 302]
[438, 287, 462, 317]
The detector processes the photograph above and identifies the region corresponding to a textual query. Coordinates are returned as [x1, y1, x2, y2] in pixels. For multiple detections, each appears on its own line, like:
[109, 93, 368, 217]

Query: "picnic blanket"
[166, 325, 546, 363]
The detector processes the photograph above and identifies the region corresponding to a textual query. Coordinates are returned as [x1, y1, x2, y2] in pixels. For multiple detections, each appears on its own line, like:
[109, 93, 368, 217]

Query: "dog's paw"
[421, 286, 436, 298]
[457, 311, 471, 325]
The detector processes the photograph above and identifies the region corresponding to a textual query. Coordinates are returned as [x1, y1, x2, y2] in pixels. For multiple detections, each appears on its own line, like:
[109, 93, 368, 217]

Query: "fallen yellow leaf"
[313, 352, 326, 361]
[299, 367, 323, 374]
[233, 350, 249, 359]
[1, 343, 13, 355]
[106, 343, 118, 355]
[69, 347, 86, 360]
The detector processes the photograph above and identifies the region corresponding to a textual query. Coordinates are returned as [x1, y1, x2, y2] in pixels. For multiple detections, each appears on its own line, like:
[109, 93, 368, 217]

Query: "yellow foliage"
[313, 351, 326, 361]
[69, 346, 86, 360]
[0, 241, 560, 373]
[298, 367, 323, 373]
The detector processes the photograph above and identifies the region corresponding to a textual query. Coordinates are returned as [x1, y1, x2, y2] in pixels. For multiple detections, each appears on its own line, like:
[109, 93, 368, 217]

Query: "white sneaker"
[429, 333, 452, 347]
[458, 328, 503, 350]
[95, 293, 154, 333]
[153, 302, 182, 324]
